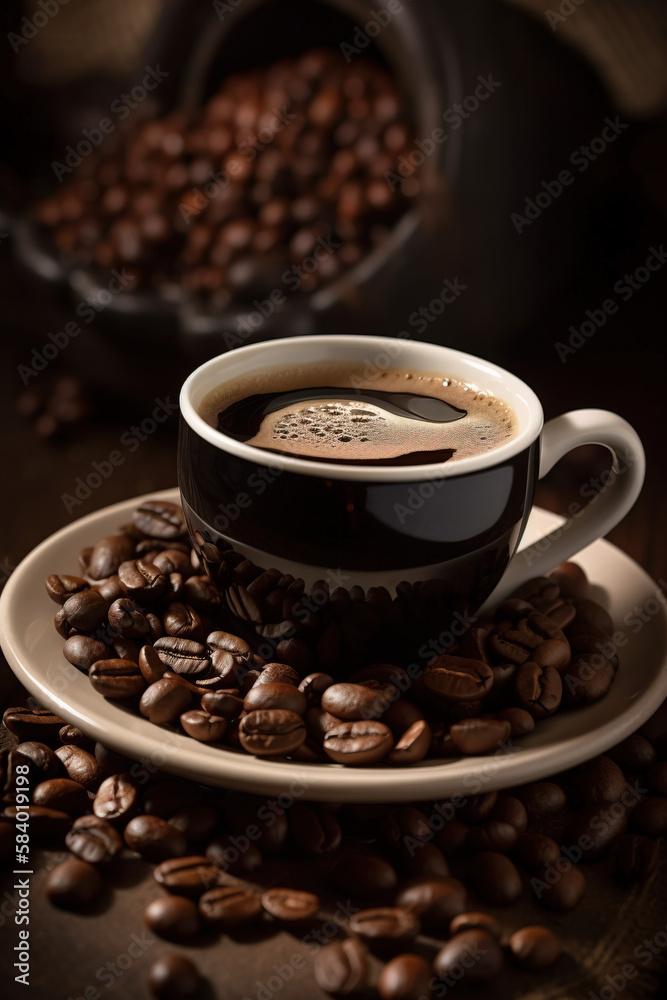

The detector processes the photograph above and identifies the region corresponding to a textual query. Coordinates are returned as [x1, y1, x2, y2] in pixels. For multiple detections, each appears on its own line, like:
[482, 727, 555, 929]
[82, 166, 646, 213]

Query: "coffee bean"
[58, 725, 95, 751]
[565, 802, 627, 860]
[124, 815, 189, 861]
[515, 833, 561, 868]
[570, 755, 626, 804]
[321, 681, 395, 720]
[206, 835, 263, 875]
[449, 911, 502, 937]
[298, 672, 334, 705]
[90, 658, 145, 699]
[3, 707, 65, 743]
[378, 954, 432, 1000]
[433, 929, 503, 982]
[62, 590, 109, 631]
[144, 896, 200, 940]
[532, 638, 571, 670]
[329, 851, 397, 898]
[549, 562, 590, 600]
[239, 709, 306, 756]
[495, 707, 536, 737]
[289, 802, 341, 854]
[118, 559, 169, 603]
[515, 661, 562, 718]
[489, 795, 527, 833]
[562, 653, 615, 704]
[168, 804, 218, 844]
[153, 856, 220, 897]
[395, 876, 467, 929]
[9, 742, 62, 783]
[95, 575, 125, 603]
[32, 777, 89, 815]
[108, 598, 151, 638]
[509, 926, 562, 970]
[314, 939, 369, 995]
[466, 820, 518, 854]
[573, 598, 613, 634]
[323, 720, 393, 765]
[449, 717, 511, 754]
[383, 700, 425, 738]
[148, 953, 201, 1000]
[88, 534, 137, 580]
[93, 773, 140, 826]
[66, 815, 124, 864]
[180, 710, 227, 742]
[153, 637, 211, 678]
[383, 806, 432, 847]
[55, 745, 104, 789]
[45, 859, 103, 908]
[261, 887, 319, 921]
[3, 804, 71, 842]
[609, 735, 657, 771]
[139, 645, 167, 684]
[201, 690, 244, 719]
[469, 852, 522, 905]
[45, 574, 89, 604]
[244, 682, 307, 715]
[63, 635, 111, 673]
[424, 655, 493, 701]
[198, 884, 263, 927]
[646, 761, 667, 796]
[387, 720, 431, 764]
[629, 797, 667, 837]
[349, 906, 419, 942]
[140, 678, 192, 724]
[134, 500, 186, 540]
[459, 792, 497, 824]
[254, 662, 300, 686]
[516, 782, 567, 820]
[535, 863, 586, 911]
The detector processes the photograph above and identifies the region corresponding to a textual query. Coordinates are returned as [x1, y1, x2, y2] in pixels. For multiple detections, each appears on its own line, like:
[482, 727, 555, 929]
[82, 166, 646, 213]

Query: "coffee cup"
[177, 335, 644, 672]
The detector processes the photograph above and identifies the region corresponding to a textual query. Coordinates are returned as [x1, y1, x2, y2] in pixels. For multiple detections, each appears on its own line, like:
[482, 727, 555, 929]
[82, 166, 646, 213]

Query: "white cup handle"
[483, 409, 645, 606]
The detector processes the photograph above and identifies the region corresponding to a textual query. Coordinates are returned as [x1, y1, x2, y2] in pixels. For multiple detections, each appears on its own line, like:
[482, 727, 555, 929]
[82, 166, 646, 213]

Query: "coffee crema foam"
[200, 362, 518, 464]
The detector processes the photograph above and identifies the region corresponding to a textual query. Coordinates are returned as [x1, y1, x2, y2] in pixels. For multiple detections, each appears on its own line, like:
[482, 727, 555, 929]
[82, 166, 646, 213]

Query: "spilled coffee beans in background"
[43, 498, 620, 766]
[33, 50, 416, 307]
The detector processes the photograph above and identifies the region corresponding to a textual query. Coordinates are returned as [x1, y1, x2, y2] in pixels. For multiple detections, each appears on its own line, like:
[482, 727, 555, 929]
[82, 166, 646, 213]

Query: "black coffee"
[202, 363, 517, 466]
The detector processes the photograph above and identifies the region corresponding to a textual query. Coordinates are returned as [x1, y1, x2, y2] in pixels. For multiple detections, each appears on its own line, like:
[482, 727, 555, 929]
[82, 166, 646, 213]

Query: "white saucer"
[1, 488, 666, 802]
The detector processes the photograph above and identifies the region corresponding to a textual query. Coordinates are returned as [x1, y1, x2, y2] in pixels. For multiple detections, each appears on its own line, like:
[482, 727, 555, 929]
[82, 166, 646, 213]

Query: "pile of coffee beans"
[44, 498, 620, 767]
[2, 709, 666, 998]
[33, 50, 415, 307]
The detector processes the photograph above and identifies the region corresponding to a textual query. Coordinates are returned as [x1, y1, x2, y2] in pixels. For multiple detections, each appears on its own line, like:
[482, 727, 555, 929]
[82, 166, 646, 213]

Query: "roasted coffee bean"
[144, 896, 200, 940]
[562, 653, 615, 704]
[45, 574, 89, 604]
[93, 773, 140, 826]
[314, 939, 369, 995]
[329, 851, 397, 898]
[494, 706, 536, 737]
[458, 792, 497, 824]
[397, 841, 450, 880]
[45, 859, 103, 908]
[516, 782, 567, 820]
[378, 954, 433, 1000]
[569, 634, 620, 671]
[32, 777, 89, 815]
[95, 575, 125, 603]
[54, 607, 75, 639]
[609, 734, 657, 771]
[90, 658, 145, 699]
[87, 534, 136, 580]
[124, 815, 189, 861]
[10, 741, 62, 782]
[513, 576, 560, 611]
[289, 802, 341, 855]
[383, 806, 431, 847]
[469, 852, 522, 905]
[572, 598, 613, 634]
[62, 590, 109, 631]
[244, 682, 307, 715]
[113, 636, 140, 662]
[433, 929, 503, 982]
[449, 911, 502, 937]
[133, 501, 186, 540]
[549, 562, 590, 600]
[349, 906, 419, 942]
[395, 876, 467, 929]
[140, 678, 192, 724]
[387, 720, 431, 764]
[646, 761, 667, 796]
[566, 801, 628, 860]
[153, 855, 220, 897]
[515, 661, 562, 718]
[63, 635, 112, 672]
[298, 672, 334, 705]
[139, 645, 167, 684]
[616, 833, 660, 881]
[449, 717, 511, 755]
[570, 755, 626, 804]
[58, 725, 95, 751]
[424, 656, 493, 701]
[489, 795, 528, 833]
[533, 638, 571, 670]
[153, 637, 211, 678]
[147, 953, 201, 1000]
[239, 709, 306, 757]
[515, 833, 561, 868]
[383, 700, 425, 738]
[629, 797, 667, 837]
[323, 720, 393, 765]
[535, 863, 586, 910]
[261, 887, 319, 921]
[206, 835, 263, 875]
[509, 925, 562, 970]
[163, 602, 204, 641]
[152, 549, 194, 575]
[466, 820, 518, 854]
[108, 598, 151, 638]
[66, 814, 124, 864]
[179, 710, 227, 742]
[3, 804, 71, 842]
[55, 745, 104, 789]
[321, 681, 395, 721]
[183, 576, 221, 615]
[199, 885, 263, 927]
[254, 662, 300, 686]
[3, 706, 65, 742]
[118, 559, 168, 603]
[168, 804, 218, 844]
